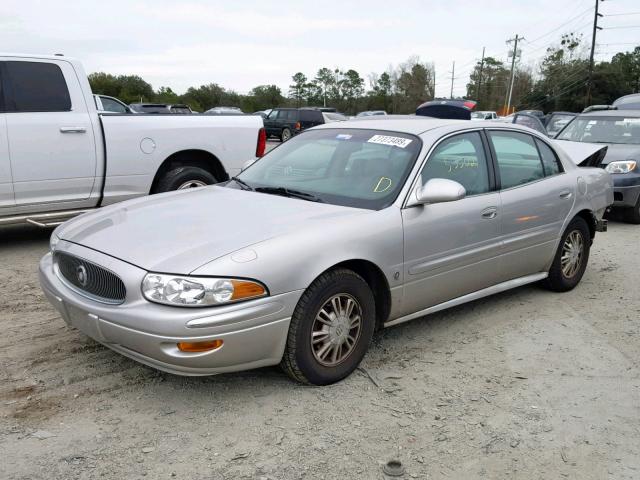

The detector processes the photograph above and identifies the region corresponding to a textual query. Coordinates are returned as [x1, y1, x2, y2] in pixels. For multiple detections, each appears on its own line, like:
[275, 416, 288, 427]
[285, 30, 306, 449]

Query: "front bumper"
[611, 173, 640, 208]
[38, 244, 302, 376]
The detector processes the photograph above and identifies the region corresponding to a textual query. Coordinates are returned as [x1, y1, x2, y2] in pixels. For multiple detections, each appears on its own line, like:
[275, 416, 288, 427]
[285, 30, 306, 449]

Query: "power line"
[603, 12, 640, 16]
[526, 5, 595, 45]
[602, 25, 640, 29]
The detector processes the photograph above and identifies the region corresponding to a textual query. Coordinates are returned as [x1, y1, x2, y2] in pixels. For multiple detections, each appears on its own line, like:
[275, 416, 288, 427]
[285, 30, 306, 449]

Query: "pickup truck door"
[1, 59, 97, 205]
[0, 112, 14, 207]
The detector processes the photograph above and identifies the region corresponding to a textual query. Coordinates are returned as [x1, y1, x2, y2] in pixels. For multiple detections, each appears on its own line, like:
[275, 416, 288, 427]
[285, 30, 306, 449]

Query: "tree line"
[466, 34, 640, 113]
[88, 56, 435, 115]
[89, 39, 639, 115]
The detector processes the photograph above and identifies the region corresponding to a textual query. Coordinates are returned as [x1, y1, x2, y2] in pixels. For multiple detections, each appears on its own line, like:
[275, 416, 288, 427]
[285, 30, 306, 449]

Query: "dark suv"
[264, 108, 325, 142]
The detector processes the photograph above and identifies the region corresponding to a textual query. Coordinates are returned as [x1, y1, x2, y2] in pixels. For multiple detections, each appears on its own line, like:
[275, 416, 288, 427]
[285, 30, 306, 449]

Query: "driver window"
[421, 132, 490, 196]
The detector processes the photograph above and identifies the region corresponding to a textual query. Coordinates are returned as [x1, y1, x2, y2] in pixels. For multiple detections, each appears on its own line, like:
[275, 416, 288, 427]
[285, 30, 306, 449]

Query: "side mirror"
[407, 178, 466, 207]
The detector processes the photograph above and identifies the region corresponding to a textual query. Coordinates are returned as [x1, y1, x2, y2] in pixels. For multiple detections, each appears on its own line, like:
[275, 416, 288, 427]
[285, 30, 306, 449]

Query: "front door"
[401, 131, 503, 315]
[2, 59, 97, 206]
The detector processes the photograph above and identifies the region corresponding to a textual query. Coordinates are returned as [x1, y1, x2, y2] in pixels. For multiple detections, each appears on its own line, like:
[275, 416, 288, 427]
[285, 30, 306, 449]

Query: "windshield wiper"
[255, 186, 324, 203]
[230, 176, 254, 191]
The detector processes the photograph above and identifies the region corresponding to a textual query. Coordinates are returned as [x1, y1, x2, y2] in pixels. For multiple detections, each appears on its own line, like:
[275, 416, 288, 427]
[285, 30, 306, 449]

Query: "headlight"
[605, 160, 636, 174]
[141, 274, 267, 307]
[49, 232, 60, 251]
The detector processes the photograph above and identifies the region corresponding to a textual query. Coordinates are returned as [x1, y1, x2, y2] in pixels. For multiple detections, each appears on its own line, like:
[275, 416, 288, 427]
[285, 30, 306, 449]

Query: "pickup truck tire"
[280, 268, 375, 385]
[281, 128, 292, 142]
[154, 167, 217, 193]
[543, 216, 590, 292]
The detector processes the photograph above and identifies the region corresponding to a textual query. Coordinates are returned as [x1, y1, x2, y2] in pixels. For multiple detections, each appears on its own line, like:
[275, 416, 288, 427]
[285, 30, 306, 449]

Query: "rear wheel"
[281, 269, 375, 385]
[281, 128, 292, 142]
[543, 217, 590, 292]
[153, 166, 217, 193]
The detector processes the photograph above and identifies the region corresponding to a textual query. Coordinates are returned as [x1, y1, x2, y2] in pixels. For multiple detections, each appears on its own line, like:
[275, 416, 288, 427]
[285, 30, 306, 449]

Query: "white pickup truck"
[0, 53, 266, 227]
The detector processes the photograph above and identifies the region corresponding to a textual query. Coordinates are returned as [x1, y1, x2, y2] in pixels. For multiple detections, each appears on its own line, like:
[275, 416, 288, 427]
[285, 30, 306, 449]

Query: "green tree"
[289, 72, 308, 107]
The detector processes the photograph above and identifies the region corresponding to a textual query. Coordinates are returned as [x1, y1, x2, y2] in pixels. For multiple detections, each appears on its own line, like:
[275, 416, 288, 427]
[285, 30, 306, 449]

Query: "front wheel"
[281, 269, 375, 385]
[543, 217, 591, 292]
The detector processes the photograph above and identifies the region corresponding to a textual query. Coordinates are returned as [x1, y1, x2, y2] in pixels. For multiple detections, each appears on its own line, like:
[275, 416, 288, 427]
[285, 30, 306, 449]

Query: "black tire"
[280, 128, 292, 142]
[543, 217, 591, 292]
[281, 269, 376, 385]
[153, 166, 217, 193]
[623, 196, 640, 224]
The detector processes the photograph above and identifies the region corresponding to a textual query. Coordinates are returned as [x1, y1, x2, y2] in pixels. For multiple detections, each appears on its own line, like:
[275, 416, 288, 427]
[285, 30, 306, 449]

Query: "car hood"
[57, 186, 366, 273]
[598, 143, 640, 165]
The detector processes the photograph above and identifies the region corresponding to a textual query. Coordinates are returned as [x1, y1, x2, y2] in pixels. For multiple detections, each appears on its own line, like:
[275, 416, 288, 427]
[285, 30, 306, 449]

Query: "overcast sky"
[1, 0, 639, 98]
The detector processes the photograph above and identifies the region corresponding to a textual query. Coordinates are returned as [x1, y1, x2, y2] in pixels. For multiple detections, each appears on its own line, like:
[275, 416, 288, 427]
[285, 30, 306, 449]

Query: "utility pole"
[586, 0, 603, 106]
[475, 47, 486, 101]
[504, 34, 522, 115]
[450, 61, 455, 99]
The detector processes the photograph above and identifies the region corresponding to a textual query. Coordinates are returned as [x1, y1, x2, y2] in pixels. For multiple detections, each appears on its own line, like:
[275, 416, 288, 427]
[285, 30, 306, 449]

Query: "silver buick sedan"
[39, 117, 613, 385]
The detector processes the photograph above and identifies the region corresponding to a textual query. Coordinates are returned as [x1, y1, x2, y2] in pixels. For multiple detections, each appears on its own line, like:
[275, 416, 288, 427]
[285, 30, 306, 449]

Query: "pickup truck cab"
[0, 54, 265, 226]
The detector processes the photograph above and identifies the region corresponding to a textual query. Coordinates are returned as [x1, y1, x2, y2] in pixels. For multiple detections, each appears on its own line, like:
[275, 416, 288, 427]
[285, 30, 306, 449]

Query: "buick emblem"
[76, 265, 88, 287]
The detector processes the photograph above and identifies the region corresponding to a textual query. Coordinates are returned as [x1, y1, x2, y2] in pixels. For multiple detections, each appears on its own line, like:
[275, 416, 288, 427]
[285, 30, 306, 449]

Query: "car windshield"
[471, 112, 485, 119]
[546, 114, 575, 136]
[557, 116, 640, 144]
[234, 129, 422, 210]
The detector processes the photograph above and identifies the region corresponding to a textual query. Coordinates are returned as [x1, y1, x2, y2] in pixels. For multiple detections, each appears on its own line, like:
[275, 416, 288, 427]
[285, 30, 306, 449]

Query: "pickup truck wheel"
[154, 167, 217, 193]
[543, 217, 590, 292]
[281, 128, 292, 142]
[281, 268, 375, 385]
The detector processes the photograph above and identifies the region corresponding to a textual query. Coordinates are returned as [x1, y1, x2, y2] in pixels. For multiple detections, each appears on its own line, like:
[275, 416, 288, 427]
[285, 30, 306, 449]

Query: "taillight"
[256, 127, 266, 157]
[295, 122, 301, 130]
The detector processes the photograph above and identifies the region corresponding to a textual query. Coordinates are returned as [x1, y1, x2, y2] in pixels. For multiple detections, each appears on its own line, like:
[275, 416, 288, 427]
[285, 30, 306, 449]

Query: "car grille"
[55, 252, 126, 304]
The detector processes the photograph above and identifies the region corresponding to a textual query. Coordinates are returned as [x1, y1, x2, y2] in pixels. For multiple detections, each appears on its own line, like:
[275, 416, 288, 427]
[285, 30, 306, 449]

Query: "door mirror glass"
[408, 178, 466, 206]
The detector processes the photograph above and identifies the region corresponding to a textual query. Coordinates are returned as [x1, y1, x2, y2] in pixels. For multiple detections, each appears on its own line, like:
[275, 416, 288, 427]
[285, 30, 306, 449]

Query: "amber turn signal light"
[231, 280, 266, 301]
[177, 339, 224, 353]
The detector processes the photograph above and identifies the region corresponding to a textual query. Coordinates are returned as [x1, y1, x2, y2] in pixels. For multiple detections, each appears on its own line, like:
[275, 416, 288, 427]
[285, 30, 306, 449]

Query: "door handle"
[481, 207, 498, 219]
[559, 191, 573, 199]
[60, 126, 87, 133]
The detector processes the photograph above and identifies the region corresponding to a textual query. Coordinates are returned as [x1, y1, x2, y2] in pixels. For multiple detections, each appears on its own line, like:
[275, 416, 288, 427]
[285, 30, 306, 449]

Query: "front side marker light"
[177, 339, 223, 352]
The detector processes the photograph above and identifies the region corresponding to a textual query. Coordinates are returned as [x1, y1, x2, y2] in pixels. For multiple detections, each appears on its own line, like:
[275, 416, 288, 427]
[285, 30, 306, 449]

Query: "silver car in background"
[39, 117, 613, 385]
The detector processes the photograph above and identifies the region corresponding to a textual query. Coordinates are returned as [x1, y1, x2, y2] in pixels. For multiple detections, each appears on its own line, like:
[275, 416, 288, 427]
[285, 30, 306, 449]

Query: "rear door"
[2, 59, 97, 205]
[0, 72, 14, 207]
[487, 129, 574, 280]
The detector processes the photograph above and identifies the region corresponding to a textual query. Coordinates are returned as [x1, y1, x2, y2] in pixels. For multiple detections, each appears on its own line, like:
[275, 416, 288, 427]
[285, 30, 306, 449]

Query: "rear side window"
[535, 139, 563, 176]
[300, 110, 322, 122]
[4, 61, 71, 112]
[489, 131, 544, 189]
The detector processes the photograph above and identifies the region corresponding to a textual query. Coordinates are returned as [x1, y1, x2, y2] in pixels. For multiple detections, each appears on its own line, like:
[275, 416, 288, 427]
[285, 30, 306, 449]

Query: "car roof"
[579, 109, 640, 118]
[313, 115, 532, 136]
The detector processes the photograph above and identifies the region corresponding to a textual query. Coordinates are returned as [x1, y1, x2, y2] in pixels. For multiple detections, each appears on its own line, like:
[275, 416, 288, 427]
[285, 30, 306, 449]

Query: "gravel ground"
[1, 219, 639, 479]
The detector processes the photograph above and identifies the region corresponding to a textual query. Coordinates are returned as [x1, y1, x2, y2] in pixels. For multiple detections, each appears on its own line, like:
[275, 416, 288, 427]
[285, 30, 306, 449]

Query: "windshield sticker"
[373, 177, 392, 193]
[336, 134, 353, 140]
[367, 135, 413, 149]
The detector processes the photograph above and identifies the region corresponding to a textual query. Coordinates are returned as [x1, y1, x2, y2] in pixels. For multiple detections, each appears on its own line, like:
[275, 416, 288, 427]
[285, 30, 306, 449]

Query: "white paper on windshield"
[367, 135, 413, 148]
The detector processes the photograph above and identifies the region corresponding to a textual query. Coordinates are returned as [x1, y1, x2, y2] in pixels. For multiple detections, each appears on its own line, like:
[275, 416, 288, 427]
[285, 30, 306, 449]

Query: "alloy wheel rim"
[177, 180, 208, 190]
[311, 293, 362, 367]
[561, 230, 584, 278]
[282, 130, 291, 141]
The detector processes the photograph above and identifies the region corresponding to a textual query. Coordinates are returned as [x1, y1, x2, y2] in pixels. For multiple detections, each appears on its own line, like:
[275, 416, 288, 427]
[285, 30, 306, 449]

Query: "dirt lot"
[1, 220, 639, 479]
